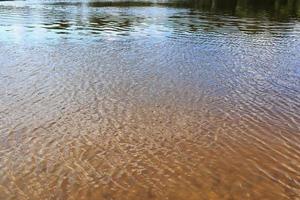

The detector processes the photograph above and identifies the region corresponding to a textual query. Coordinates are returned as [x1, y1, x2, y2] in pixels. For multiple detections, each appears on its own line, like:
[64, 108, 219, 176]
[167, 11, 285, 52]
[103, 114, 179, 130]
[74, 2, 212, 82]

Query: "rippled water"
[0, 0, 300, 199]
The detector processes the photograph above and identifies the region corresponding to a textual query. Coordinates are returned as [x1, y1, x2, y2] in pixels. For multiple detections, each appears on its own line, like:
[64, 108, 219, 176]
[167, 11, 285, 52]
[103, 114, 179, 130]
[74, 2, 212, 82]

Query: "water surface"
[0, 0, 300, 199]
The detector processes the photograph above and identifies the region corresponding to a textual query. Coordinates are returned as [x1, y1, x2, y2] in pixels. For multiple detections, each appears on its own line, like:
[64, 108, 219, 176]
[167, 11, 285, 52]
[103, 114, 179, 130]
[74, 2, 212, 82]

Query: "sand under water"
[0, 0, 300, 199]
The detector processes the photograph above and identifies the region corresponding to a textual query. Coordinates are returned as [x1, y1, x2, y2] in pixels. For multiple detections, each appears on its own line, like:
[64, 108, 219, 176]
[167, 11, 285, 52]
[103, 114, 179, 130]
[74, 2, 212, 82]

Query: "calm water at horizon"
[0, 0, 300, 199]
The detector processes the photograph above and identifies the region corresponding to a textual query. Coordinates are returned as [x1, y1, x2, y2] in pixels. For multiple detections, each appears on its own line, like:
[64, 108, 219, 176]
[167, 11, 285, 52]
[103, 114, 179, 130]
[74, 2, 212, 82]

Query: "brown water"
[0, 0, 300, 199]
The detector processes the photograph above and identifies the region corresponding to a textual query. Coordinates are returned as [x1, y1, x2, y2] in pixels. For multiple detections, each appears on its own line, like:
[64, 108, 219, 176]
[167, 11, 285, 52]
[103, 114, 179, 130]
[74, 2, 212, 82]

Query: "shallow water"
[0, 0, 300, 199]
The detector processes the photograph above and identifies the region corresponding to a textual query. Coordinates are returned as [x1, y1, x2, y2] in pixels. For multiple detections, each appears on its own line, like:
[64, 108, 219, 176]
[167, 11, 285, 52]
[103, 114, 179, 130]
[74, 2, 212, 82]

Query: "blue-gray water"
[0, 0, 300, 199]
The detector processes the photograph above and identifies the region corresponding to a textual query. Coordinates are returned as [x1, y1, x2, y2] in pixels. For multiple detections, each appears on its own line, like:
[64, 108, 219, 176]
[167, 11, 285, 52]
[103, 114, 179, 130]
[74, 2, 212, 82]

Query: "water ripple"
[0, 0, 300, 200]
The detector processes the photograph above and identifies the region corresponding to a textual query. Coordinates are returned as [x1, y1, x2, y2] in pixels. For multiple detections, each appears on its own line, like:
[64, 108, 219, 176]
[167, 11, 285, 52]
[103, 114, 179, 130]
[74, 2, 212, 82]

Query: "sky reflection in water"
[0, 0, 300, 43]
